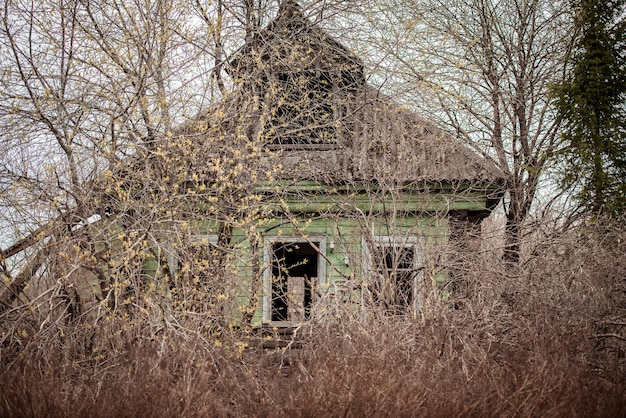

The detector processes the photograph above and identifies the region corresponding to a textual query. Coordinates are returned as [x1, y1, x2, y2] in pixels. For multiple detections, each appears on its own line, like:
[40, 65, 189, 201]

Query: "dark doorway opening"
[271, 242, 319, 321]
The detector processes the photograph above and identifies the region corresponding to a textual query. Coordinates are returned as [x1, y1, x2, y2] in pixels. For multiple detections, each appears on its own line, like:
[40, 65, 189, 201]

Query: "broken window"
[265, 240, 324, 323]
[266, 71, 338, 145]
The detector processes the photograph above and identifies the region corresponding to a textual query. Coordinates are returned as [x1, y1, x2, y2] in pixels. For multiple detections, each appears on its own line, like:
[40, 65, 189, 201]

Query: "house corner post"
[447, 210, 487, 299]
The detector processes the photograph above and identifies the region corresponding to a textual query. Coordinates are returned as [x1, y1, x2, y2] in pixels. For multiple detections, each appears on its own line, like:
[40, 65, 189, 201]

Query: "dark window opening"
[373, 245, 417, 313]
[271, 241, 319, 321]
[268, 71, 338, 145]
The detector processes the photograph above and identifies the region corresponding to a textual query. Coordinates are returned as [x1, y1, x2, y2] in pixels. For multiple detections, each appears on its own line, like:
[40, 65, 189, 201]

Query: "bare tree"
[0, 0, 367, 338]
[350, 0, 574, 262]
[0, 0, 218, 323]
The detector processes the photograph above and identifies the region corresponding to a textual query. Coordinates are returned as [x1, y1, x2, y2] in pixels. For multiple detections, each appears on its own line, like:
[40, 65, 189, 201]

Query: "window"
[263, 237, 326, 324]
[365, 236, 423, 314]
[266, 71, 337, 146]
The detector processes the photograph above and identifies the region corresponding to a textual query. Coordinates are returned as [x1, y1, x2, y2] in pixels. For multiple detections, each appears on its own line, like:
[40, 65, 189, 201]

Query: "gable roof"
[172, 2, 505, 191]
[180, 87, 504, 186]
[277, 87, 504, 185]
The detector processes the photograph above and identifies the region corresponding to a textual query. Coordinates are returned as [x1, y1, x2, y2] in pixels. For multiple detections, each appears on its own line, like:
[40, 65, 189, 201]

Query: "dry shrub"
[2, 220, 625, 417]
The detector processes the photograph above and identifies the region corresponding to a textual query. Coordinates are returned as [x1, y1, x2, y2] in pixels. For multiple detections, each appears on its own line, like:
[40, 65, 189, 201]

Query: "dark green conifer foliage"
[554, 0, 626, 217]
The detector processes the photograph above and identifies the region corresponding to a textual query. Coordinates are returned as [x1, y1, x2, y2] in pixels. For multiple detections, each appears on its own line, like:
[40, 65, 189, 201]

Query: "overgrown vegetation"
[1, 219, 624, 417]
[1, 1, 625, 416]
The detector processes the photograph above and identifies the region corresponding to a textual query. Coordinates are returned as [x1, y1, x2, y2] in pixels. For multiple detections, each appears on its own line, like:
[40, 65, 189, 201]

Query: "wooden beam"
[0, 245, 50, 315]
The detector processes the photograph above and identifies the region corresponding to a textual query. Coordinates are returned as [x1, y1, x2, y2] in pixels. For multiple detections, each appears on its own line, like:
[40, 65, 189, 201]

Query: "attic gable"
[228, 1, 364, 87]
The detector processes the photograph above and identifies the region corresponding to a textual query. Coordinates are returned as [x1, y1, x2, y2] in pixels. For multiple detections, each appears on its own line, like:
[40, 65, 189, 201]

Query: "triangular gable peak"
[228, 1, 364, 88]
[225, 2, 368, 146]
[209, 2, 505, 186]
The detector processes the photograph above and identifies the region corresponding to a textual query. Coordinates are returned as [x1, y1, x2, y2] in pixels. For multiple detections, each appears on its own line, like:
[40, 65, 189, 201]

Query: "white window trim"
[262, 235, 327, 325]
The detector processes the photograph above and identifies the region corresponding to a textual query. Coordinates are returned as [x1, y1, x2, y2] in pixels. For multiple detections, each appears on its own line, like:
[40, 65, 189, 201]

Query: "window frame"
[362, 235, 424, 314]
[262, 235, 327, 325]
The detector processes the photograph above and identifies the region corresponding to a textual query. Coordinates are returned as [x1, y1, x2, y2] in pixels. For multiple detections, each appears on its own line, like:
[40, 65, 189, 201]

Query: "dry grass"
[1, 220, 625, 417]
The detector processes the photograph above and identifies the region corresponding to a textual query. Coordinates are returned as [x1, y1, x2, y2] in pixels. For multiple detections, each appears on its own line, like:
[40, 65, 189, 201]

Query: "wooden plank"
[287, 276, 305, 321]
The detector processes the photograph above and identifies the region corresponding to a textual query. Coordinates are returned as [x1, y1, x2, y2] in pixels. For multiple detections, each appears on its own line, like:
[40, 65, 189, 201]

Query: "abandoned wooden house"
[165, 2, 504, 325]
[0, 2, 504, 328]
